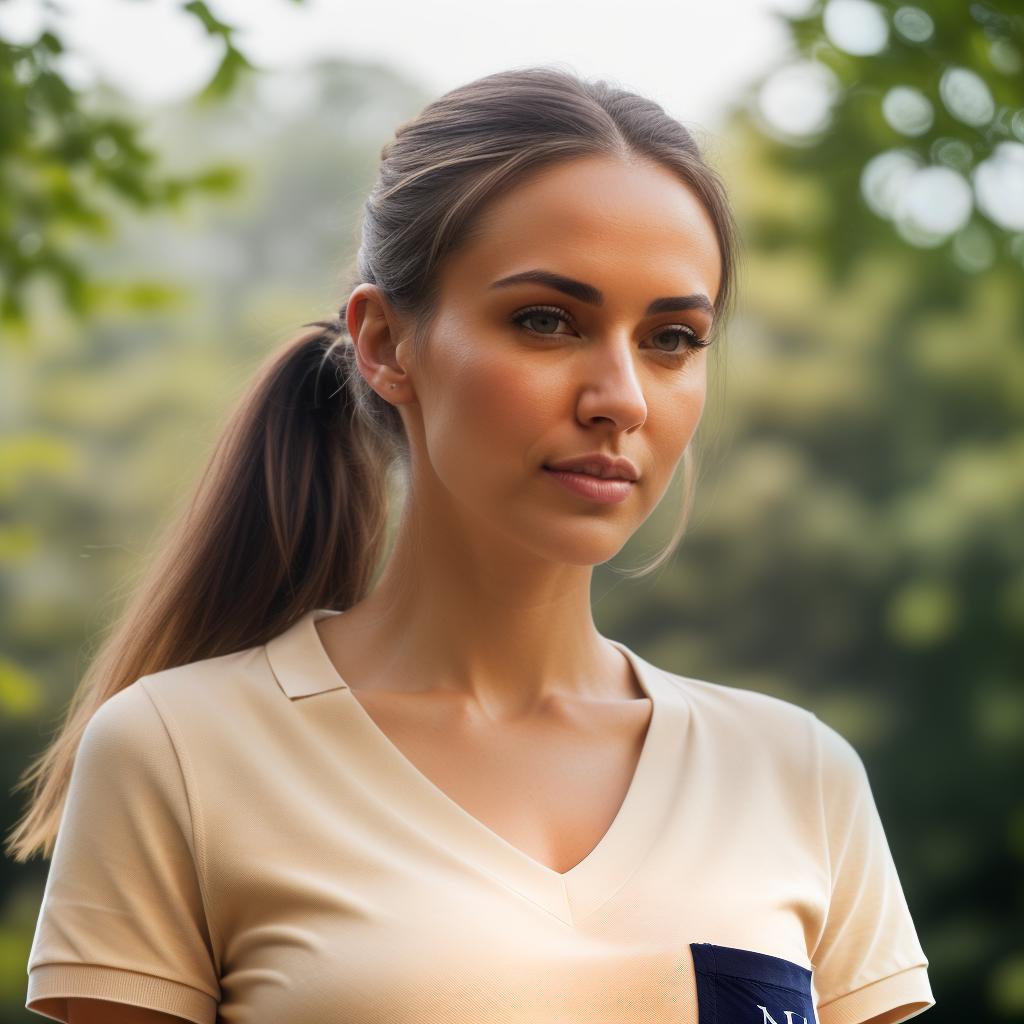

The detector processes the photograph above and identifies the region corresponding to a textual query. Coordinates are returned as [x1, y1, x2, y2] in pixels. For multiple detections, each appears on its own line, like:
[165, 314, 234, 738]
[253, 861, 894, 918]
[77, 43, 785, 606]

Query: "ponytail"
[6, 316, 402, 862]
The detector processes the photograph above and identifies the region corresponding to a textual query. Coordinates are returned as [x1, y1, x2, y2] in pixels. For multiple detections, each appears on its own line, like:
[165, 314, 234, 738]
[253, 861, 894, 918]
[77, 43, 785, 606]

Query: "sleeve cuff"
[26, 962, 218, 1024]
[816, 963, 935, 1024]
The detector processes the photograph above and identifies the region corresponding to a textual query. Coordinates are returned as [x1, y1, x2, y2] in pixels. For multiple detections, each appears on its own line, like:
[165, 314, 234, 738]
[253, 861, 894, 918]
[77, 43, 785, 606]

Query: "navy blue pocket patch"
[690, 942, 817, 1024]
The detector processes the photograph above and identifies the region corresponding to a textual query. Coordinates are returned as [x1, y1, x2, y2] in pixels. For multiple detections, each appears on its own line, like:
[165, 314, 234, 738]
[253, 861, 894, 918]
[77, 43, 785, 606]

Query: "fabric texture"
[26, 607, 935, 1023]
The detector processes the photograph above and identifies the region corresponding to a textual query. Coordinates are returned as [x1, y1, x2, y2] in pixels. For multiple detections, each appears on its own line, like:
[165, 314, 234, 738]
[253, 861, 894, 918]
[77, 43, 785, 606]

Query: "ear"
[345, 284, 412, 402]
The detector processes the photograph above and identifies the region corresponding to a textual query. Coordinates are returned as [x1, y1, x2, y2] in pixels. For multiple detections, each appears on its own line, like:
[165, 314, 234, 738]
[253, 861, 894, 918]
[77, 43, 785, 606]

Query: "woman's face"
[388, 153, 723, 567]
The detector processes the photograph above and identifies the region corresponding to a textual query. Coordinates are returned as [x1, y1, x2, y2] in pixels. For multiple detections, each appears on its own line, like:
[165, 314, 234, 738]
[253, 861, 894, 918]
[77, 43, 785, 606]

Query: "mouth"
[542, 466, 635, 505]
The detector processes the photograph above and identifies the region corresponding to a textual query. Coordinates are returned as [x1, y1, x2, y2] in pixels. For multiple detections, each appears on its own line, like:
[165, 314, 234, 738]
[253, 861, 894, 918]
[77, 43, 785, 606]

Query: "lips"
[545, 466, 601, 477]
[543, 454, 640, 482]
[542, 466, 635, 505]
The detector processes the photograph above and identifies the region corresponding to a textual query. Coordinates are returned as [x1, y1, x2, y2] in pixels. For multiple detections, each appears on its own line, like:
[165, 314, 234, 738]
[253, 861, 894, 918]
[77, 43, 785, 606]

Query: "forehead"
[440, 155, 723, 308]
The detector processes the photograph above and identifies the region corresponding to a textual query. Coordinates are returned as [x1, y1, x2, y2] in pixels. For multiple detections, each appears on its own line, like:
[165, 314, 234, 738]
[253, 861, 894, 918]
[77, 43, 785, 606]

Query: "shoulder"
[663, 663, 872, 790]
[72, 644, 291, 827]
[127, 641, 279, 733]
[76, 677, 168, 771]
[658, 663, 820, 739]
[650, 661, 854, 782]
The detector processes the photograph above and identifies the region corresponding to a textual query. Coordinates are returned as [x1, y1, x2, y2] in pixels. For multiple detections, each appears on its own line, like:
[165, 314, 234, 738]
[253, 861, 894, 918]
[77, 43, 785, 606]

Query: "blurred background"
[0, 0, 1021, 1020]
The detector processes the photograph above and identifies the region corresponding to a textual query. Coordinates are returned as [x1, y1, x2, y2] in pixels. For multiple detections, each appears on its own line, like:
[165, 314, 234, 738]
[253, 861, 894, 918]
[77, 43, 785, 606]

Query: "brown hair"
[6, 65, 739, 863]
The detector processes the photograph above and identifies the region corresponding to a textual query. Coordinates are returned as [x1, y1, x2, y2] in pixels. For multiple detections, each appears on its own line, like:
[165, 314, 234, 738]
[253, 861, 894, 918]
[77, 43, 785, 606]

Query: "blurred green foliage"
[748, 0, 1024, 276]
[1, 1, 1022, 1022]
[0, 0, 313, 335]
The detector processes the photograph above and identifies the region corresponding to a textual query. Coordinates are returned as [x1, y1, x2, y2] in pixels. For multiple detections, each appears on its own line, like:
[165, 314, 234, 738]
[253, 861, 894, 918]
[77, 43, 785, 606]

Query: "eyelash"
[509, 304, 712, 360]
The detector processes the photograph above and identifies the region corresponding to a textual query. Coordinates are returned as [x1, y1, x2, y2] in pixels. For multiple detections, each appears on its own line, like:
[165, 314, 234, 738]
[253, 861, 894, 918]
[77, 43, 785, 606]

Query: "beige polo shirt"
[26, 607, 935, 1024]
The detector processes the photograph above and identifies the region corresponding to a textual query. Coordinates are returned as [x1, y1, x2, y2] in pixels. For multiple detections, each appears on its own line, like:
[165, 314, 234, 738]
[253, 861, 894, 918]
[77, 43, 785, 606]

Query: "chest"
[203, 696, 826, 1024]
[347, 689, 655, 875]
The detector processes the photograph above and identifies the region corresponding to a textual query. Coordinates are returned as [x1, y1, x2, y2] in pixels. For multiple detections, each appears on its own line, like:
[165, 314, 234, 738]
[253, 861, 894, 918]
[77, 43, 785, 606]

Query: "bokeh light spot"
[939, 66, 996, 127]
[823, 0, 890, 56]
[757, 60, 840, 139]
[861, 148, 921, 219]
[892, 5, 934, 43]
[973, 141, 1024, 231]
[893, 166, 974, 246]
[882, 86, 934, 136]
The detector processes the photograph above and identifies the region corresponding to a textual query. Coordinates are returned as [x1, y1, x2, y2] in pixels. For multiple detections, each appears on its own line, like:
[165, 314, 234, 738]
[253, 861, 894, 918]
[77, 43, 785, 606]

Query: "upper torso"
[150, 608, 827, 1021]
[27, 606, 934, 1024]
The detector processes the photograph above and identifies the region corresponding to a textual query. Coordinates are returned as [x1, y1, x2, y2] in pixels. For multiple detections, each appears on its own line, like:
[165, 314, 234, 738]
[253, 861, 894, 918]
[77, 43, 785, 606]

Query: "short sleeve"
[25, 679, 221, 1023]
[809, 714, 935, 1024]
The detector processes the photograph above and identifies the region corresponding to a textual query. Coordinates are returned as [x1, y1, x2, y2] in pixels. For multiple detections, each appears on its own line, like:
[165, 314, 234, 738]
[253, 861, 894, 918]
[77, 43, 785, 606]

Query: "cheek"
[425, 343, 548, 489]
[676, 380, 707, 437]
[664, 359, 708, 434]
[643, 364, 708, 488]
[461, 353, 545, 438]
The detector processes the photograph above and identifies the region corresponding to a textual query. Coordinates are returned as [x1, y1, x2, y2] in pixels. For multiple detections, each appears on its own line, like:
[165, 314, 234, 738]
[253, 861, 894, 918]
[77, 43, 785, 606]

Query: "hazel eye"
[509, 305, 574, 335]
[650, 326, 712, 356]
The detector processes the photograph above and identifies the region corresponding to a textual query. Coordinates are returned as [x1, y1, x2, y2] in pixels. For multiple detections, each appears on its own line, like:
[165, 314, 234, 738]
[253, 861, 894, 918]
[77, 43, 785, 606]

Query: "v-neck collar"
[264, 606, 690, 927]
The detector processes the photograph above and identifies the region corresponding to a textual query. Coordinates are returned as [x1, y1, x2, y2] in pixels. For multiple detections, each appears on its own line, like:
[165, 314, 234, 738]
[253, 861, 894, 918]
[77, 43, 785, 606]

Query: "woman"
[11, 67, 935, 1024]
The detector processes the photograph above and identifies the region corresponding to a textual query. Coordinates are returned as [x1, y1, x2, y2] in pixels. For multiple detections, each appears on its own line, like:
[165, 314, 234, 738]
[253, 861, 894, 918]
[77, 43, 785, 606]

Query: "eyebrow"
[488, 268, 715, 318]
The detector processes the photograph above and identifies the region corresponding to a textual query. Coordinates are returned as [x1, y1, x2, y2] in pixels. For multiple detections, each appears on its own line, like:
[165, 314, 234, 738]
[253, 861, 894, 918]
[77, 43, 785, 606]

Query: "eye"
[650, 325, 714, 357]
[509, 304, 713, 361]
[509, 305, 574, 336]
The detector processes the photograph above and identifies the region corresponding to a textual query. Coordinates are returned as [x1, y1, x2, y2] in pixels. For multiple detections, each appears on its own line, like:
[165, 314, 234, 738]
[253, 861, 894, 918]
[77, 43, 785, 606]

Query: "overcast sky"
[1, 0, 810, 129]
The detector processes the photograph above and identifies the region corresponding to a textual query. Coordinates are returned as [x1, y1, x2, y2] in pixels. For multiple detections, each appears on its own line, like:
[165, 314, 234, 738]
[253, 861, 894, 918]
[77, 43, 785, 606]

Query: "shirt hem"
[816, 963, 935, 1024]
[26, 962, 218, 1024]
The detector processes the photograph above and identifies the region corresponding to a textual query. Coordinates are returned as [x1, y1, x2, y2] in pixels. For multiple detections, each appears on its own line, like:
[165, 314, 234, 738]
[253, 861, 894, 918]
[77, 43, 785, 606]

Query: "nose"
[575, 339, 648, 431]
